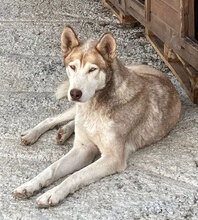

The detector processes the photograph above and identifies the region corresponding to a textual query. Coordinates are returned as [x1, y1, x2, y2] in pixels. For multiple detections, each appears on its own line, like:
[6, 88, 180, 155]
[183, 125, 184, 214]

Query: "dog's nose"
[70, 89, 82, 101]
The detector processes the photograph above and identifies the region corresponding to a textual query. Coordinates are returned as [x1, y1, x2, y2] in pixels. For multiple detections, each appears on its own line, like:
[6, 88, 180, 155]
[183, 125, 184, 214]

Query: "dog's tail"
[55, 80, 69, 100]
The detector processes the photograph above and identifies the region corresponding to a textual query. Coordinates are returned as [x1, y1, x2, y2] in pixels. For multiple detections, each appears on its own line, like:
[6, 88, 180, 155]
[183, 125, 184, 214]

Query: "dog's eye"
[89, 67, 97, 73]
[70, 65, 76, 71]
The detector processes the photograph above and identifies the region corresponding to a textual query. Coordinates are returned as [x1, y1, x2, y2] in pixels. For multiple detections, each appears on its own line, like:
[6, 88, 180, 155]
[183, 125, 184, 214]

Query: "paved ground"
[0, 0, 198, 219]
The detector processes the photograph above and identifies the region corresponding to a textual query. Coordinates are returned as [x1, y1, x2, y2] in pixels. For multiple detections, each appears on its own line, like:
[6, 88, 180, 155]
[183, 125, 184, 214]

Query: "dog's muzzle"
[70, 89, 82, 101]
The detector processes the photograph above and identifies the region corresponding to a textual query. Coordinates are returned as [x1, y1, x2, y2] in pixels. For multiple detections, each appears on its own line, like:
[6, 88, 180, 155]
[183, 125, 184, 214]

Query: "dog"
[13, 26, 181, 207]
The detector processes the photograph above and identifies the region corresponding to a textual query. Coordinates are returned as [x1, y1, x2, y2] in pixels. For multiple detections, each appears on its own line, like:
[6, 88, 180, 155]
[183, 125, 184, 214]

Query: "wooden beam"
[176, 54, 198, 104]
[180, 0, 189, 38]
[145, 27, 153, 36]
[188, 0, 195, 38]
[164, 44, 179, 62]
[101, 0, 136, 23]
[145, 0, 151, 22]
[146, 30, 198, 104]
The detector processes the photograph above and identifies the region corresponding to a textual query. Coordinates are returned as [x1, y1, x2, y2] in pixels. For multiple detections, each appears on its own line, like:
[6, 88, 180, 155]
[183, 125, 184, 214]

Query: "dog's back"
[125, 64, 181, 149]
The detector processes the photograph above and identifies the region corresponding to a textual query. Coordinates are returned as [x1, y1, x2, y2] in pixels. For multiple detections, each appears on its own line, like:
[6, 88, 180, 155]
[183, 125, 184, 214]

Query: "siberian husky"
[13, 26, 181, 207]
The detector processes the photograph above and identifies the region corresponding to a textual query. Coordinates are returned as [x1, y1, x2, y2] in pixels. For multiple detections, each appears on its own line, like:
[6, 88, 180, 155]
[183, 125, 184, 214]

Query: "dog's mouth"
[70, 97, 84, 103]
[71, 99, 81, 103]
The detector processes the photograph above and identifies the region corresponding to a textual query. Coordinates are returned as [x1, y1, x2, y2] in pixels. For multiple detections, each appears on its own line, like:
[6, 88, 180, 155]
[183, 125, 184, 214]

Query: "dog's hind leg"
[21, 105, 76, 146]
[56, 120, 75, 144]
[13, 141, 98, 199]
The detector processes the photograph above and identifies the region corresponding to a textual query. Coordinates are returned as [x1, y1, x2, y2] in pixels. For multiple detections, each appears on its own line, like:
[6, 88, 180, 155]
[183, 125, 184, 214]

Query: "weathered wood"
[180, 0, 194, 38]
[164, 44, 179, 62]
[195, 0, 198, 40]
[102, 0, 135, 23]
[188, 0, 195, 38]
[146, 34, 191, 99]
[145, 0, 151, 22]
[178, 55, 198, 104]
[151, 0, 180, 31]
[180, 0, 189, 38]
[148, 13, 180, 49]
[126, 3, 146, 26]
[111, 0, 126, 12]
[126, 0, 145, 18]
[146, 31, 198, 104]
[147, 13, 198, 70]
[145, 28, 153, 36]
[160, 0, 180, 12]
[107, 0, 198, 70]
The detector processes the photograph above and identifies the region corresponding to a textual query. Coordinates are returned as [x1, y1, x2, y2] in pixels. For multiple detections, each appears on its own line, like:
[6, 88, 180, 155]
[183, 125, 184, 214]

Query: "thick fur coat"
[13, 26, 181, 207]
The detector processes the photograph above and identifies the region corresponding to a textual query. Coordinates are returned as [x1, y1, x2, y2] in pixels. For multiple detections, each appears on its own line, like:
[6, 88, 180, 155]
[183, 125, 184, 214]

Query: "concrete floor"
[0, 0, 198, 219]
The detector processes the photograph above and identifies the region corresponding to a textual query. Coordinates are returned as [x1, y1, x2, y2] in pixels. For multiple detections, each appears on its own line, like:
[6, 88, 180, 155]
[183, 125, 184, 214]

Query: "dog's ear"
[61, 26, 79, 58]
[96, 32, 116, 62]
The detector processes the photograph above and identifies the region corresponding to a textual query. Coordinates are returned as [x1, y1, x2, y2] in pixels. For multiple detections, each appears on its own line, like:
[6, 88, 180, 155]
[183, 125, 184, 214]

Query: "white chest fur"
[75, 103, 116, 149]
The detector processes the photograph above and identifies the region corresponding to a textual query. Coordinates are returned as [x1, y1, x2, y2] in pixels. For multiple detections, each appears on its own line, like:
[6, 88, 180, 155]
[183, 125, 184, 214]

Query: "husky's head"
[61, 26, 116, 103]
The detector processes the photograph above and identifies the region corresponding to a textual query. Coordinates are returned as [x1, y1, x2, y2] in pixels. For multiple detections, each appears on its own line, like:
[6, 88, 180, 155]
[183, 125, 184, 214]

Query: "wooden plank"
[180, 0, 194, 38]
[164, 44, 179, 62]
[188, 0, 195, 38]
[145, 0, 151, 22]
[146, 33, 192, 99]
[101, 0, 135, 23]
[177, 55, 198, 104]
[160, 0, 180, 12]
[146, 31, 198, 103]
[147, 13, 198, 70]
[151, 0, 180, 32]
[125, 0, 198, 71]
[196, 0, 198, 40]
[148, 13, 180, 49]
[180, 37, 198, 70]
[126, 4, 146, 26]
[180, 0, 189, 38]
[126, 0, 145, 18]
[176, 53, 198, 79]
[109, 0, 126, 12]
[145, 28, 153, 36]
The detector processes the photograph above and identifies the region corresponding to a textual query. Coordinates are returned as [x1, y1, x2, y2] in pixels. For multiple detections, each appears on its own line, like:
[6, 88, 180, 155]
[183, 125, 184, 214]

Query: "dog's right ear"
[61, 26, 79, 59]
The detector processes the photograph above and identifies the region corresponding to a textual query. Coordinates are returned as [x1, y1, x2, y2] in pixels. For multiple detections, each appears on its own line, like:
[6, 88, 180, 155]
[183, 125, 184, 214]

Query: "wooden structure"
[102, 0, 198, 104]
[101, 0, 135, 22]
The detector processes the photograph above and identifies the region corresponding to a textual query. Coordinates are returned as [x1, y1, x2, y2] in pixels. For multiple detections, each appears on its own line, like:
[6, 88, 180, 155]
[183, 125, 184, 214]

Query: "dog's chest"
[75, 104, 113, 139]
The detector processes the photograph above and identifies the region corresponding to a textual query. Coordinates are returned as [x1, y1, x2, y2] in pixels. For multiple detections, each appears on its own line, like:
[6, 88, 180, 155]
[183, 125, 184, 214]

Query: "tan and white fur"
[13, 26, 181, 207]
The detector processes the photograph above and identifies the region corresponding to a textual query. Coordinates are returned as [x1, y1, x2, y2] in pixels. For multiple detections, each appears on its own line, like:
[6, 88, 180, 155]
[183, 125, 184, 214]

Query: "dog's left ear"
[96, 32, 116, 62]
[61, 25, 79, 58]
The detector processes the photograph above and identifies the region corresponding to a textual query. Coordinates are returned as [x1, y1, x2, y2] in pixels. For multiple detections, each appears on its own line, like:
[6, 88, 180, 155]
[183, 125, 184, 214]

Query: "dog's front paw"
[56, 125, 73, 145]
[36, 187, 63, 208]
[56, 128, 67, 145]
[13, 181, 37, 199]
[21, 129, 39, 145]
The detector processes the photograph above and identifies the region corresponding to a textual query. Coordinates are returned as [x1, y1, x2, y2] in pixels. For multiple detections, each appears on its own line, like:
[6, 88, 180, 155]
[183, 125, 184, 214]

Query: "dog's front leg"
[21, 105, 76, 145]
[13, 140, 98, 199]
[36, 150, 127, 207]
[56, 120, 75, 144]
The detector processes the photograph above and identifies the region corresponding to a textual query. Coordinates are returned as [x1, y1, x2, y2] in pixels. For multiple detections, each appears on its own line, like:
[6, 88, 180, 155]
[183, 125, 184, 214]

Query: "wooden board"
[126, 0, 145, 18]
[126, 0, 198, 70]
[147, 12, 198, 71]
[188, 0, 195, 38]
[151, 0, 180, 31]
[102, 0, 135, 23]
[195, 0, 198, 40]
[160, 0, 180, 12]
[111, 0, 126, 12]
[145, 0, 151, 22]
[146, 29, 198, 104]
